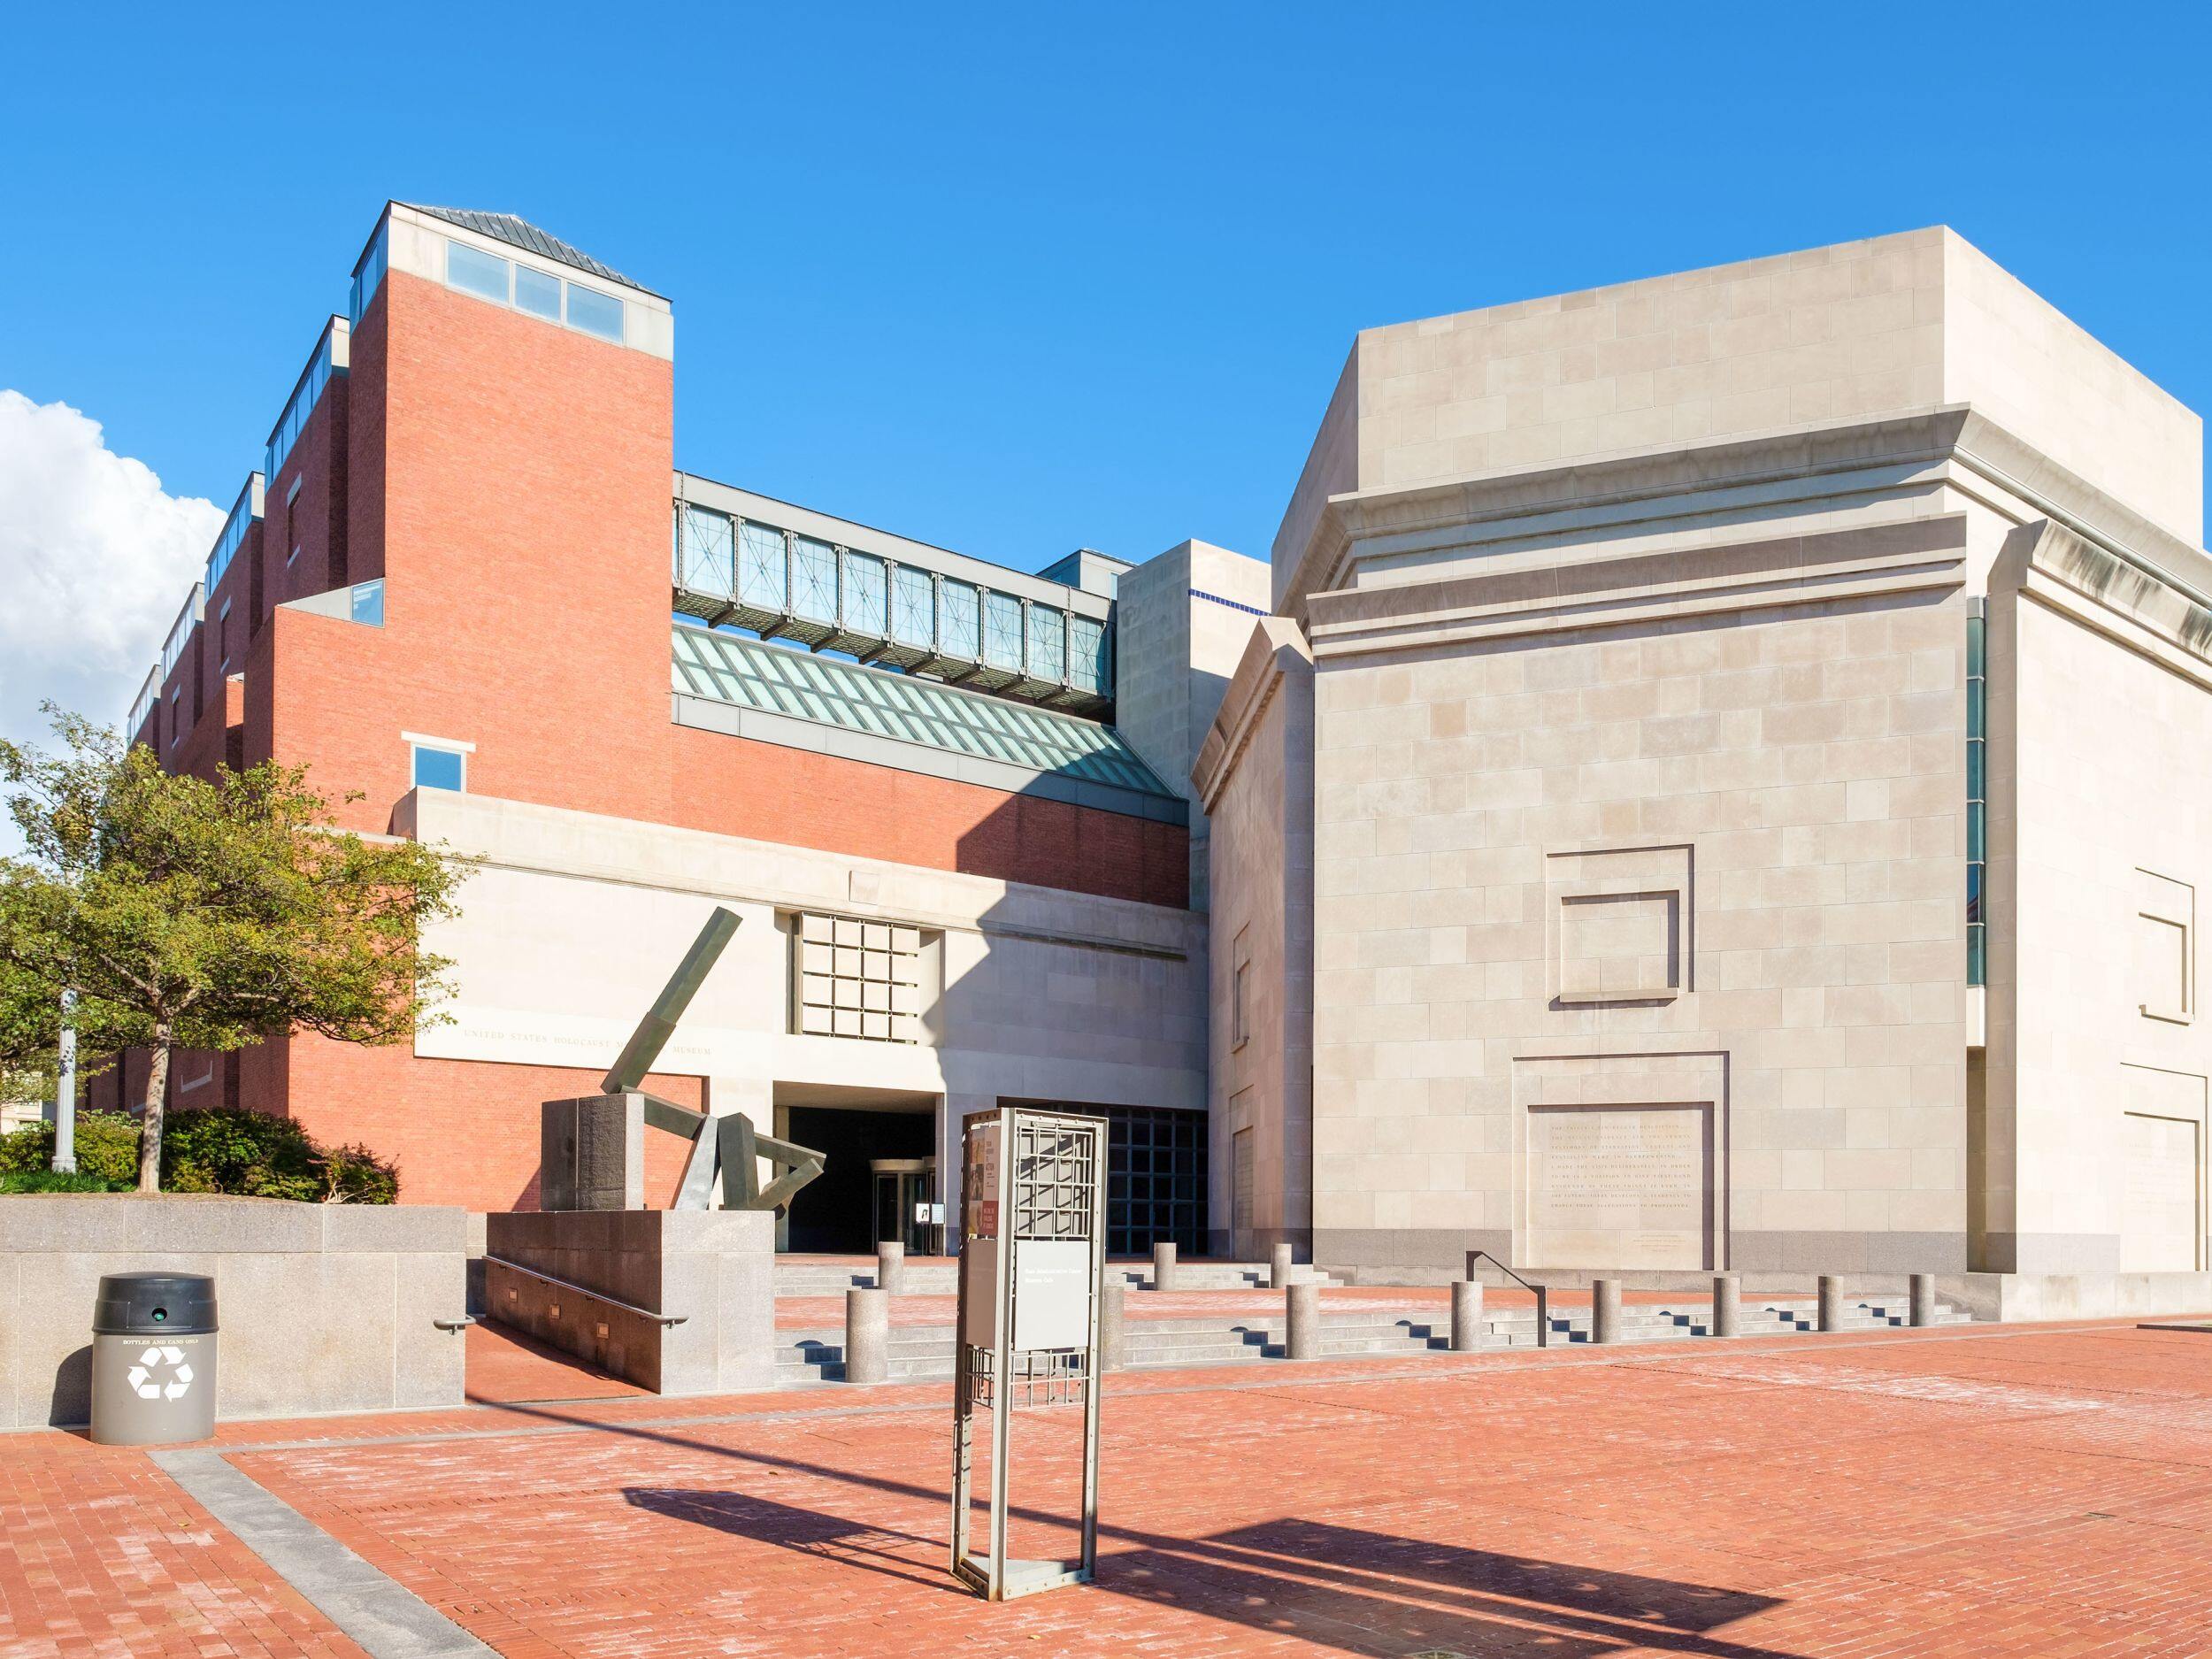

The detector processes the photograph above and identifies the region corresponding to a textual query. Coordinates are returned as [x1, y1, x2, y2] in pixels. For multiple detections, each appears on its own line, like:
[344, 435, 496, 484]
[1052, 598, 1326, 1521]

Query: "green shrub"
[163, 1107, 323, 1200]
[0, 1120, 47, 1175]
[0, 1111, 139, 1184]
[322, 1142, 401, 1204]
[74, 1112, 142, 1185]
[0, 1107, 398, 1202]
[0, 1168, 128, 1194]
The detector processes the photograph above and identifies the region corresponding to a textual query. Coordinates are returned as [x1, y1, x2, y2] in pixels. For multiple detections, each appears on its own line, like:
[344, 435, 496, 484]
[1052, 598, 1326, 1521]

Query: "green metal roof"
[672, 625, 1175, 798]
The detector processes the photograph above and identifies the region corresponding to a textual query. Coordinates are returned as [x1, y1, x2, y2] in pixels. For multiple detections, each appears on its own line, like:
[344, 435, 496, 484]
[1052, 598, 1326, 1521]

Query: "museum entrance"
[871, 1158, 939, 1255]
[776, 1087, 941, 1255]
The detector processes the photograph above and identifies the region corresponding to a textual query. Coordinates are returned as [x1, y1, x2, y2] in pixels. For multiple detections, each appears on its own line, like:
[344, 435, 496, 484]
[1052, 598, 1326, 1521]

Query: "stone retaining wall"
[485, 1208, 773, 1394]
[0, 1194, 468, 1429]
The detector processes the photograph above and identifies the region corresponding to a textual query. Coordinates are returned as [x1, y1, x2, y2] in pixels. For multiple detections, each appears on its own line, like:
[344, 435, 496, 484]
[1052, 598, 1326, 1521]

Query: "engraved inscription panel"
[1525, 1102, 1711, 1270]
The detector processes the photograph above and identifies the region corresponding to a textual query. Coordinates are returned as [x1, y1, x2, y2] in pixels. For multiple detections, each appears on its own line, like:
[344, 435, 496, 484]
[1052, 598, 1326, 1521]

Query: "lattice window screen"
[795, 912, 922, 1041]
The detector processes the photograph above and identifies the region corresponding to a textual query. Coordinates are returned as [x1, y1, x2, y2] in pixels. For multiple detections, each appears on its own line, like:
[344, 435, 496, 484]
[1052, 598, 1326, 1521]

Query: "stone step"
[773, 1260, 1348, 1296]
[771, 1294, 1978, 1381]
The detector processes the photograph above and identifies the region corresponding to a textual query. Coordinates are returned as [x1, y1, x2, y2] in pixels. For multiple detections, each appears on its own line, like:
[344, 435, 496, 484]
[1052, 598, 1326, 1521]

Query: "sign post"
[949, 1105, 1107, 1601]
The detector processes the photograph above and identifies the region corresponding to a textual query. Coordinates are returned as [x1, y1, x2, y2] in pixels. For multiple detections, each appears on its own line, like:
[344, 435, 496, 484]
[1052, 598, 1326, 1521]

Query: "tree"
[0, 707, 466, 1193]
[0, 956, 60, 1106]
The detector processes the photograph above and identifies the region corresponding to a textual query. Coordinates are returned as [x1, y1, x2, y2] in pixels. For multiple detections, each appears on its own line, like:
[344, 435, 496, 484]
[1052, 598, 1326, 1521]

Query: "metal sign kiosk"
[950, 1105, 1107, 1601]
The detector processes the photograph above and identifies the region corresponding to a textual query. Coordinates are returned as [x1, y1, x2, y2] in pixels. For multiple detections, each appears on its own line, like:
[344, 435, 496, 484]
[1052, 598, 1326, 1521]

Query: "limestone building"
[1201, 227, 2212, 1310]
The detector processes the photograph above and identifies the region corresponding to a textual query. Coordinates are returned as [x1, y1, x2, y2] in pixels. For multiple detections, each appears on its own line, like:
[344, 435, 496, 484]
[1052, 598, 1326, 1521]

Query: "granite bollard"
[1286, 1281, 1320, 1360]
[845, 1287, 887, 1384]
[1151, 1241, 1179, 1293]
[1909, 1272, 1935, 1327]
[1449, 1279, 1484, 1351]
[1591, 1278, 1622, 1345]
[1712, 1273, 1741, 1339]
[1100, 1279, 1125, 1371]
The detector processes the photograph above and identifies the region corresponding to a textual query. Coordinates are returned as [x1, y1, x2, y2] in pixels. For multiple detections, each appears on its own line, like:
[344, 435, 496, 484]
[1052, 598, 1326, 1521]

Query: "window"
[217, 597, 232, 673]
[349, 219, 388, 326]
[447, 240, 511, 303]
[514, 262, 562, 321]
[407, 736, 470, 793]
[349, 579, 385, 627]
[1967, 602, 1986, 987]
[443, 236, 628, 345]
[793, 912, 922, 1042]
[288, 542, 302, 568]
[265, 326, 338, 482]
[565, 282, 624, 342]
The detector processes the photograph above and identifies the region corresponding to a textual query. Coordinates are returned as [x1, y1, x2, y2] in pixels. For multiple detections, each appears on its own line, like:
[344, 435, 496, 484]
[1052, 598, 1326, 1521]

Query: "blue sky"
[2, 4, 2208, 660]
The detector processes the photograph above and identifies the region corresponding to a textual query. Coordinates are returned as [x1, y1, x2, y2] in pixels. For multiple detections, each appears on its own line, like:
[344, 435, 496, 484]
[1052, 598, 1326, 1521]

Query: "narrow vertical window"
[1966, 600, 1986, 987]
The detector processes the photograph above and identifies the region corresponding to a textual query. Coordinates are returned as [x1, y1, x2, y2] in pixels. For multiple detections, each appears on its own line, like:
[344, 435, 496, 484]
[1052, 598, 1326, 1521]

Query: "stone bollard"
[876, 1240, 906, 1296]
[844, 1287, 888, 1385]
[1152, 1240, 1179, 1293]
[1712, 1273, 1741, 1340]
[1100, 1278, 1126, 1372]
[1270, 1242, 1295, 1289]
[1816, 1275, 1842, 1333]
[1591, 1278, 1622, 1345]
[1450, 1279, 1485, 1351]
[1286, 1281, 1320, 1360]
[1909, 1272, 1935, 1328]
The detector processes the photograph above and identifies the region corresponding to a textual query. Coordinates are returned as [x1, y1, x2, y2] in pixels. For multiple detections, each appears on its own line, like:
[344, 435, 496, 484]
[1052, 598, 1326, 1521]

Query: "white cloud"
[0, 390, 226, 749]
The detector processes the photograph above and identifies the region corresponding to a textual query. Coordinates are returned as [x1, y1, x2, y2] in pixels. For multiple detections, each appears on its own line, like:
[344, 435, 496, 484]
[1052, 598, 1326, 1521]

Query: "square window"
[514, 264, 562, 320]
[447, 240, 510, 303]
[349, 579, 385, 627]
[411, 744, 465, 792]
[565, 282, 624, 342]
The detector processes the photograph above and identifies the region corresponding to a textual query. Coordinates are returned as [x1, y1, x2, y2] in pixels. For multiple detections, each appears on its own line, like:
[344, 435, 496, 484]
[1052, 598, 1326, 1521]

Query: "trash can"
[90, 1272, 218, 1446]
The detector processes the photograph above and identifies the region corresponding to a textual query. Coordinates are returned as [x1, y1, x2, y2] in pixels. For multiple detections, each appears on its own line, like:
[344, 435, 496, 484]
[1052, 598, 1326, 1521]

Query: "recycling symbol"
[126, 1345, 195, 1402]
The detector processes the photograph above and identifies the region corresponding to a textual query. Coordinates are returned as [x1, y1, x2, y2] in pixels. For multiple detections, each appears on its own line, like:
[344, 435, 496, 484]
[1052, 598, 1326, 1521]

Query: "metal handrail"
[483, 1256, 689, 1327]
[1465, 1249, 1551, 1349]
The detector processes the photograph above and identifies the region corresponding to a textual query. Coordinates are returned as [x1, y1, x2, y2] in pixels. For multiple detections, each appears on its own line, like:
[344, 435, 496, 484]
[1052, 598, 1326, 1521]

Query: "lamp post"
[52, 990, 77, 1174]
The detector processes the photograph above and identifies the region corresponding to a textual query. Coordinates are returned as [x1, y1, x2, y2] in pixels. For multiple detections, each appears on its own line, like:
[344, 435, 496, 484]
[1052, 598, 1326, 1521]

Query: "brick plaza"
[8, 1317, 2212, 1657]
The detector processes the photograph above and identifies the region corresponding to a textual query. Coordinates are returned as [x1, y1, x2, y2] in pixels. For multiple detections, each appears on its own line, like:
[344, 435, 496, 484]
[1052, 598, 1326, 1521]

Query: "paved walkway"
[5, 1319, 2211, 1656]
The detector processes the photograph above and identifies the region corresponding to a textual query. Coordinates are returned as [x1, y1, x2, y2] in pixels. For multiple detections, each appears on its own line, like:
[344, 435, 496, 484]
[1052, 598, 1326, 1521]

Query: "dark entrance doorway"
[781, 1104, 936, 1254]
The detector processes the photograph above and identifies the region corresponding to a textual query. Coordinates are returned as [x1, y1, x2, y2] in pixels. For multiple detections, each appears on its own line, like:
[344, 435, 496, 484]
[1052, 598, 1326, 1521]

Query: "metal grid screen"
[1104, 1105, 1207, 1256]
[1002, 1101, 1207, 1256]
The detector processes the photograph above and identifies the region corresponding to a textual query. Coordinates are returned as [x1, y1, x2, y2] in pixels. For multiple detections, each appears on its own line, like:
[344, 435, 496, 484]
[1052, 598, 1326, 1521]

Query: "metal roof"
[402, 204, 658, 296]
[672, 625, 1174, 798]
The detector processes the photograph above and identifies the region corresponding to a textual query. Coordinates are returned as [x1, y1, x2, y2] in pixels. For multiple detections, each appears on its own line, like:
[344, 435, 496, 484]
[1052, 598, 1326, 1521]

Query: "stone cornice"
[1193, 615, 1311, 812]
[2001, 518, 2212, 693]
[1279, 405, 2210, 626]
[1306, 514, 1969, 662]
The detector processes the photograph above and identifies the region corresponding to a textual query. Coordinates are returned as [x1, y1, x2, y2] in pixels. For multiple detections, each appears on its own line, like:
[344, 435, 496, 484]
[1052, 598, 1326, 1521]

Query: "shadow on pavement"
[587, 1403, 1791, 1657]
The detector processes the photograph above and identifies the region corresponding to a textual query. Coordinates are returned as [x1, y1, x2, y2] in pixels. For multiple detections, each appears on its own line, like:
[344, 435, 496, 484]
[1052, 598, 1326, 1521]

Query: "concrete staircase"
[772, 1258, 1345, 1297]
[769, 1291, 1971, 1383]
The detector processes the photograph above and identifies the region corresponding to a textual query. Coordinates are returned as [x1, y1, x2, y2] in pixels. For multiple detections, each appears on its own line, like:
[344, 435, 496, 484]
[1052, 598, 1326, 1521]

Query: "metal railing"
[483, 1256, 689, 1326]
[1465, 1249, 1551, 1348]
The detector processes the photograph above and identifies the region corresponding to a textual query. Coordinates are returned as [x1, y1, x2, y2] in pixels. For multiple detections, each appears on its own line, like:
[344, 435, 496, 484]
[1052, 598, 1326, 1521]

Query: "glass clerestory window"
[442, 237, 626, 345]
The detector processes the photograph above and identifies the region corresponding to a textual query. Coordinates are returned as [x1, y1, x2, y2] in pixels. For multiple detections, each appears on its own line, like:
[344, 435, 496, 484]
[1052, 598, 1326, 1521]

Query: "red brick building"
[108, 204, 1268, 1250]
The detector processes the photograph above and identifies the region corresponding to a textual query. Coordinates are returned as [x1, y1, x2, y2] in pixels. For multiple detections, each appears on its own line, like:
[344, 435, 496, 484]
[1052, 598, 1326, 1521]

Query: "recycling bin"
[90, 1271, 218, 1446]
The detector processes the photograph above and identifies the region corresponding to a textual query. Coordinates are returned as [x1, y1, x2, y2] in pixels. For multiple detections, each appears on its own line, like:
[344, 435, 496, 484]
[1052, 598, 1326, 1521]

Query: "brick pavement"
[4, 1320, 2211, 1657]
